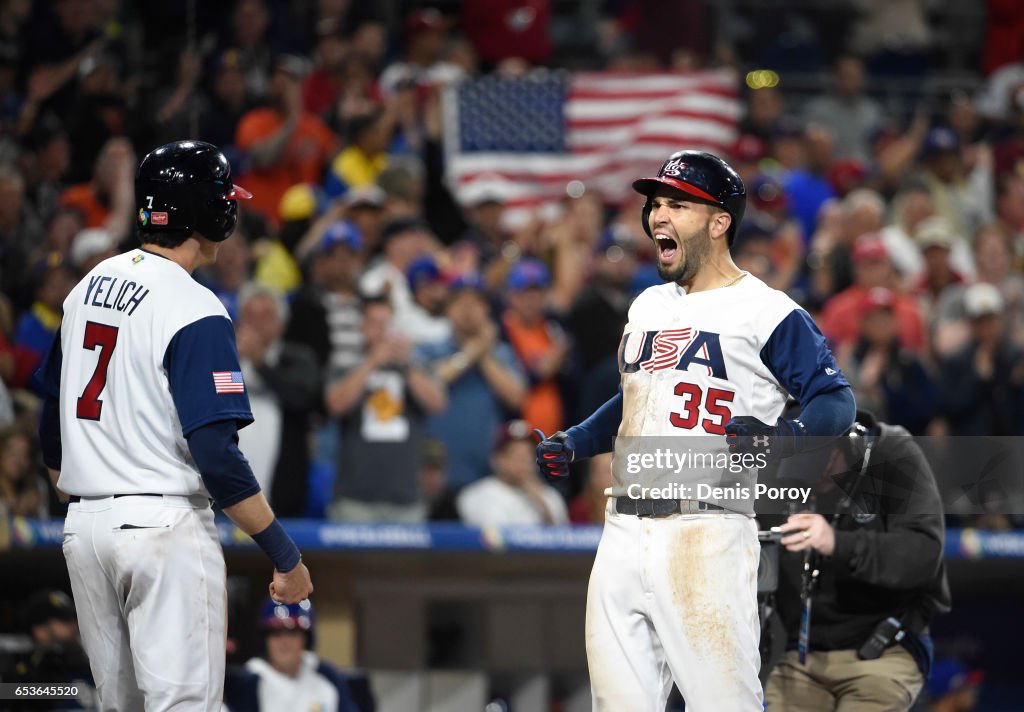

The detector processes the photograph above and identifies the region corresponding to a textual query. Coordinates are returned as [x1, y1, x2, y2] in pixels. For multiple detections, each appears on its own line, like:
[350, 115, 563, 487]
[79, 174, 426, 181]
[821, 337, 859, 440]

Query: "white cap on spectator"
[462, 174, 514, 206]
[963, 283, 1004, 319]
[914, 216, 957, 251]
[342, 185, 386, 209]
[70, 228, 115, 268]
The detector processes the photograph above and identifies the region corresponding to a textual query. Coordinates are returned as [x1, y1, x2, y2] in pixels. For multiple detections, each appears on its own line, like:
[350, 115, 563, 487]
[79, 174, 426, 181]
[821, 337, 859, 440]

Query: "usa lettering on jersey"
[619, 328, 728, 379]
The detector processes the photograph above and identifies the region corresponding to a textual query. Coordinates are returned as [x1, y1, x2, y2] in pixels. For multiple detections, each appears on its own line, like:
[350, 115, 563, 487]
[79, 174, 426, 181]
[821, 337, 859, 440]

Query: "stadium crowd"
[0, 0, 1021, 532]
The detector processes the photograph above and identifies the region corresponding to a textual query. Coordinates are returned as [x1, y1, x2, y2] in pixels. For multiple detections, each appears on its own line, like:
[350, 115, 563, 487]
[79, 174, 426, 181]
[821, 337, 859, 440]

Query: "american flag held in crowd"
[444, 69, 741, 224]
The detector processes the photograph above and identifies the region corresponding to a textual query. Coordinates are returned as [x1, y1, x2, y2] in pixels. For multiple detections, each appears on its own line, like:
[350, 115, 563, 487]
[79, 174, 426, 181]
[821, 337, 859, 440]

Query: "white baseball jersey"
[45, 248, 253, 496]
[612, 275, 847, 511]
[245, 654, 343, 712]
[585, 274, 847, 712]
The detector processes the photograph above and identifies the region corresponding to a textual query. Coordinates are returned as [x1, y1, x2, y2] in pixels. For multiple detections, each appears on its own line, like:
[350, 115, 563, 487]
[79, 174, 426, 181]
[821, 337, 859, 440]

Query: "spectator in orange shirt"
[235, 54, 338, 226]
[501, 259, 568, 436]
[819, 233, 926, 353]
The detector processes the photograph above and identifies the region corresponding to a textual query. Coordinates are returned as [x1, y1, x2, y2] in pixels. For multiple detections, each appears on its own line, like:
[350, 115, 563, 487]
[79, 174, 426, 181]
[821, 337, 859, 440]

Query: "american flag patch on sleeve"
[212, 371, 245, 394]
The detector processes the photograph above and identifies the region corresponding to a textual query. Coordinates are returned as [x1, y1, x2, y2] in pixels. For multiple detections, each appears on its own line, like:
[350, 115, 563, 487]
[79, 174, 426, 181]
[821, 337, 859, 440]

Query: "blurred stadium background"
[0, 0, 1023, 710]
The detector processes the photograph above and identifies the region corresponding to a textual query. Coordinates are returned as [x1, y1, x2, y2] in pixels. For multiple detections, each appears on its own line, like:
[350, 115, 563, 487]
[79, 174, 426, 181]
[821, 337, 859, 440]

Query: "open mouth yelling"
[655, 233, 679, 264]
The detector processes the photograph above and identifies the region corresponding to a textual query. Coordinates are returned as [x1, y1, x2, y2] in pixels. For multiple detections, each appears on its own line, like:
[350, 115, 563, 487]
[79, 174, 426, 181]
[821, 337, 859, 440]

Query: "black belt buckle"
[635, 499, 655, 517]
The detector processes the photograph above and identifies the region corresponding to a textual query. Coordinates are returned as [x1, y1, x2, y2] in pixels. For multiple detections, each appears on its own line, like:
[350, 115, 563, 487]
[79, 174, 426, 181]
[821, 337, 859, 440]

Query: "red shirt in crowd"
[820, 285, 926, 352]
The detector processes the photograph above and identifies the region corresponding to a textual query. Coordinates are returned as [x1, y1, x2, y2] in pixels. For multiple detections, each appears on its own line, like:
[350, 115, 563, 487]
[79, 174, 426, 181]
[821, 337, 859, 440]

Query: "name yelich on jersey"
[83, 275, 150, 316]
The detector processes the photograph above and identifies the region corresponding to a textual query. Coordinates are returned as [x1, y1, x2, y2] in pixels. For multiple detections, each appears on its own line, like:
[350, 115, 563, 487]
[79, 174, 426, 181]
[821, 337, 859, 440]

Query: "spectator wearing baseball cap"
[394, 253, 452, 346]
[837, 287, 936, 434]
[68, 228, 116, 275]
[501, 259, 567, 436]
[342, 186, 387, 255]
[420, 273, 526, 488]
[360, 217, 433, 326]
[820, 233, 926, 353]
[12, 590, 95, 701]
[937, 282, 1024, 435]
[457, 175, 513, 267]
[286, 221, 365, 376]
[456, 420, 568, 527]
[742, 175, 804, 293]
[920, 126, 994, 241]
[913, 217, 968, 310]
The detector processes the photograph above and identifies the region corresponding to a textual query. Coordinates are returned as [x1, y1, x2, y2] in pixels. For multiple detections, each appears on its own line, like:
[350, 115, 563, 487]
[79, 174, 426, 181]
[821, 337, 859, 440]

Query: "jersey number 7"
[76, 321, 119, 421]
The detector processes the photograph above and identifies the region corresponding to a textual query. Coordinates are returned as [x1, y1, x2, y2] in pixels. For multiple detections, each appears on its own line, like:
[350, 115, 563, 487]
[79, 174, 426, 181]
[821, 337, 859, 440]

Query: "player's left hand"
[270, 561, 314, 604]
[777, 513, 835, 555]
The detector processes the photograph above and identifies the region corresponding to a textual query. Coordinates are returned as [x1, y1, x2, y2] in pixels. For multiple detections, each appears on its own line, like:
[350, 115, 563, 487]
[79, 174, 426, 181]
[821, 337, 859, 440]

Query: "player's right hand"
[270, 561, 314, 604]
[534, 429, 575, 479]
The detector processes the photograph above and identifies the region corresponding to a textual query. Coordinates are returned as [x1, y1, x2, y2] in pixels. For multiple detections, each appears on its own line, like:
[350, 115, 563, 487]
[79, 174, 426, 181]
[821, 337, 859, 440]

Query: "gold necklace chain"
[722, 271, 748, 288]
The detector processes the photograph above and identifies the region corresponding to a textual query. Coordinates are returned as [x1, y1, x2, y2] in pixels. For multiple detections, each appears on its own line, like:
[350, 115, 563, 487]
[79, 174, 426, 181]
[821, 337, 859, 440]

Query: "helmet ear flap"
[641, 199, 653, 239]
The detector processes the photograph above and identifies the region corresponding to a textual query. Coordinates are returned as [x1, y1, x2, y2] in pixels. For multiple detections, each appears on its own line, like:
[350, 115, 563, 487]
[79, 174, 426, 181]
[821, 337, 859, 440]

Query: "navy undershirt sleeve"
[164, 315, 254, 436]
[37, 326, 63, 469]
[792, 387, 856, 437]
[186, 419, 261, 507]
[567, 388, 623, 460]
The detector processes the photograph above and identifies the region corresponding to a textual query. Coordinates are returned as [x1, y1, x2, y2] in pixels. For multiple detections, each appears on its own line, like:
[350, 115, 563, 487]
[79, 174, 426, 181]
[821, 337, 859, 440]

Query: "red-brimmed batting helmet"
[632, 150, 746, 245]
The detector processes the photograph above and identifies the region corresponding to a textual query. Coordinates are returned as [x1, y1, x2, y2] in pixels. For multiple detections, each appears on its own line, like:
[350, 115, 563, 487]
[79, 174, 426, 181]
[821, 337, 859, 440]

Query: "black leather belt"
[615, 496, 725, 517]
[68, 493, 164, 503]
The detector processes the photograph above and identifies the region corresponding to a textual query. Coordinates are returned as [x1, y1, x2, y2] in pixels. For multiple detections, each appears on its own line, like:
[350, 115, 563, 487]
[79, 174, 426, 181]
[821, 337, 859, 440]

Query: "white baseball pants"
[62, 494, 226, 712]
[586, 501, 764, 711]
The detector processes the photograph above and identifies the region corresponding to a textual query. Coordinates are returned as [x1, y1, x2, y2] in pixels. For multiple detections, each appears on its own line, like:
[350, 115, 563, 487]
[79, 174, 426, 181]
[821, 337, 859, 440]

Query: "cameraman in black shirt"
[764, 411, 951, 712]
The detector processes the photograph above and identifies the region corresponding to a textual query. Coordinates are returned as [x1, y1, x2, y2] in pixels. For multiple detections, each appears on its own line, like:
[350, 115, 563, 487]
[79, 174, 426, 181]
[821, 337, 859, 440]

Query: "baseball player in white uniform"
[536, 151, 856, 711]
[37, 140, 313, 712]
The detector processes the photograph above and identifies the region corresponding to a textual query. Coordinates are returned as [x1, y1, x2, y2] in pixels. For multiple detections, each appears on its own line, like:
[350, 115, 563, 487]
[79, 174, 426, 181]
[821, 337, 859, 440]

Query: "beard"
[656, 221, 712, 283]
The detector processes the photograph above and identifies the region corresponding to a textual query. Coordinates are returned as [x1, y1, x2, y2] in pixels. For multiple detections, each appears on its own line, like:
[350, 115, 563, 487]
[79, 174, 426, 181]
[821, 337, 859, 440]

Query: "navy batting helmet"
[632, 150, 746, 245]
[135, 140, 252, 245]
[259, 598, 314, 647]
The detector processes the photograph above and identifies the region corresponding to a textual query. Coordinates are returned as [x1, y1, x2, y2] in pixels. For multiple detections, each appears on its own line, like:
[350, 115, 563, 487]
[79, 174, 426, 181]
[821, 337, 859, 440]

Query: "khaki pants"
[765, 647, 923, 712]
